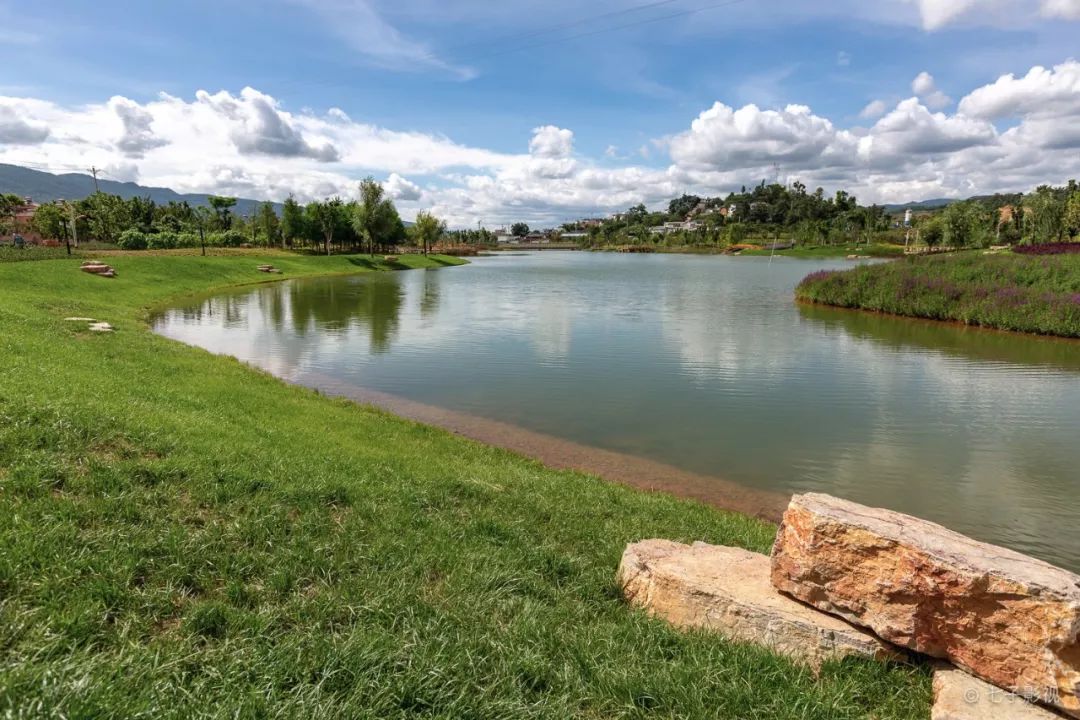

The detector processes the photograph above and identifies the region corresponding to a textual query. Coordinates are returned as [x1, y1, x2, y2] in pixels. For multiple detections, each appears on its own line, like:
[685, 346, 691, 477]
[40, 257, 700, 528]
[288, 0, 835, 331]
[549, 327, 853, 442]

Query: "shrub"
[147, 231, 179, 250]
[1013, 243, 1080, 256]
[116, 229, 149, 251]
[210, 230, 247, 248]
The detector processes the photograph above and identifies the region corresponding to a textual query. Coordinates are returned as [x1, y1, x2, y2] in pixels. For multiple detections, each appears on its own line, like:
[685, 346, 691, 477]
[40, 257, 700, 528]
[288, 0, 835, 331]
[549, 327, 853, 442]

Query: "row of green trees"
[575, 181, 893, 248]
[17, 178, 448, 255]
[571, 179, 1080, 250]
[919, 183, 1080, 248]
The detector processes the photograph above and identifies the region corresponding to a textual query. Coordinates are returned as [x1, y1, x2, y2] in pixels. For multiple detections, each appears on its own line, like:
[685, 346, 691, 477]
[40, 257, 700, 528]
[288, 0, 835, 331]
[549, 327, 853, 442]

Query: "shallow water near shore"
[153, 252, 1080, 571]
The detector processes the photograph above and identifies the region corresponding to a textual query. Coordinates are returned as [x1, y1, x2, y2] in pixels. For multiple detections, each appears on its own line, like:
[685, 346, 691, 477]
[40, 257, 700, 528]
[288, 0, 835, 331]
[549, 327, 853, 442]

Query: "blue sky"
[2, 0, 1080, 225]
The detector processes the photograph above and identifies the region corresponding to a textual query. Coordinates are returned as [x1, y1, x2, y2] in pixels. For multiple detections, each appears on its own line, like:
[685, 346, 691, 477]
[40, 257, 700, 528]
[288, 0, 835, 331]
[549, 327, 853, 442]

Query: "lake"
[153, 252, 1080, 571]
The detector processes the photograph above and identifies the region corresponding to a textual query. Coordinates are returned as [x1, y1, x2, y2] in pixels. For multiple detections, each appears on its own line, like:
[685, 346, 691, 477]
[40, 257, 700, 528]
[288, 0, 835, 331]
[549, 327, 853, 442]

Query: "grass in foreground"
[797, 251, 1080, 337]
[0, 253, 930, 718]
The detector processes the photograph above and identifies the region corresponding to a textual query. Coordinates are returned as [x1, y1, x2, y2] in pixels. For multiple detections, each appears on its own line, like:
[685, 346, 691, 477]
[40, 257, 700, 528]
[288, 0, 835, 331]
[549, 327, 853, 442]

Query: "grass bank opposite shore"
[797, 252, 1080, 338]
[0, 252, 930, 718]
[590, 243, 906, 259]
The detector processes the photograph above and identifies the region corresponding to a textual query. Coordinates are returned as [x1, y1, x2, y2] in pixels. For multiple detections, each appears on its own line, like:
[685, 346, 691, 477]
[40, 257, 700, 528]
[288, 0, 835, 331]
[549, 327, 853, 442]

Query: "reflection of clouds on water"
[531, 301, 573, 362]
[793, 316, 1080, 567]
[656, 262, 812, 384]
[154, 254, 1080, 570]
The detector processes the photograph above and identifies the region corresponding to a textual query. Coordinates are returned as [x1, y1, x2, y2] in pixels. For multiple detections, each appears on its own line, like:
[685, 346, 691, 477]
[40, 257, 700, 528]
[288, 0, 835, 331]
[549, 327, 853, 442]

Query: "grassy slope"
[796, 252, 1080, 337]
[0, 253, 930, 718]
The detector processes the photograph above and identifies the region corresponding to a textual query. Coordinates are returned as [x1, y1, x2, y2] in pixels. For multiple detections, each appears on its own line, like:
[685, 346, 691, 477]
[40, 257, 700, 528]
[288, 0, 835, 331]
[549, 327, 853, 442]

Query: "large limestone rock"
[933, 666, 1067, 719]
[771, 493, 1080, 718]
[617, 540, 899, 668]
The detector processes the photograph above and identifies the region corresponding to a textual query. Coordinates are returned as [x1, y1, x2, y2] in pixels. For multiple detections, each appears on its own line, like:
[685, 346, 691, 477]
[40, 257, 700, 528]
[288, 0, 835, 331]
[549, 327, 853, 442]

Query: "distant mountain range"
[880, 198, 956, 213]
[0, 164, 281, 216]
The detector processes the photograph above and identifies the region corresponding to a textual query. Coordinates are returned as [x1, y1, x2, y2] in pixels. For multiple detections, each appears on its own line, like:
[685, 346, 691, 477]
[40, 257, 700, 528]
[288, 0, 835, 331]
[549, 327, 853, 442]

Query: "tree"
[1065, 191, 1080, 239]
[412, 211, 446, 256]
[0, 194, 22, 237]
[30, 202, 66, 239]
[280, 195, 304, 248]
[80, 192, 128, 243]
[510, 222, 529, 237]
[920, 214, 944, 249]
[352, 178, 399, 256]
[940, 201, 992, 248]
[625, 203, 648, 224]
[126, 196, 156, 233]
[207, 196, 237, 231]
[192, 206, 213, 256]
[257, 202, 280, 247]
[308, 198, 344, 256]
[668, 194, 701, 219]
[1029, 185, 1065, 243]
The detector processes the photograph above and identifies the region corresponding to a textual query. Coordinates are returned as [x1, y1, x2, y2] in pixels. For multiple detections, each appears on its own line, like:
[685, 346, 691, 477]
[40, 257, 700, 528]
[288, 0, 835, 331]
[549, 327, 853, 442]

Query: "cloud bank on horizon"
[1, 0, 1080, 226]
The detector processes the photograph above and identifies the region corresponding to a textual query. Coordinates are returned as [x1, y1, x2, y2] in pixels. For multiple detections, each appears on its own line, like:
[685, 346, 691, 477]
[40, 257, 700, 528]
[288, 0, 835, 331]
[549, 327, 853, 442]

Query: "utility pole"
[87, 167, 100, 193]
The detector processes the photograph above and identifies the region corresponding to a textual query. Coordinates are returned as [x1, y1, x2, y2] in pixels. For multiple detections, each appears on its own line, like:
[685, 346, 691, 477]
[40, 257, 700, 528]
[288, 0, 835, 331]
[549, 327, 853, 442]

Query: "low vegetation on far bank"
[0, 253, 931, 718]
[797, 251, 1080, 337]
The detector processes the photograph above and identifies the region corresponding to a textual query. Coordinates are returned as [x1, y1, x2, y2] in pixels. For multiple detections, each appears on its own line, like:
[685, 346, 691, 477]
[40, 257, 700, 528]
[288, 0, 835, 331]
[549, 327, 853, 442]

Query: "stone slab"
[617, 539, 900, 668]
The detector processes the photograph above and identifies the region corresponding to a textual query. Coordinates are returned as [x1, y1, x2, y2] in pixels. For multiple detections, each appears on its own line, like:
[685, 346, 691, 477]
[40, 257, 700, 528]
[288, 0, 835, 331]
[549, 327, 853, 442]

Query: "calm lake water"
[154, 252, 1080, 570]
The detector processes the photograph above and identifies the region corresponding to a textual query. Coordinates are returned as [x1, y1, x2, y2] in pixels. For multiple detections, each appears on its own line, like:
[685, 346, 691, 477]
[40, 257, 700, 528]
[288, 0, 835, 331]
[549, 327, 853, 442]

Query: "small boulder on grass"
[80, 261, 116, 278]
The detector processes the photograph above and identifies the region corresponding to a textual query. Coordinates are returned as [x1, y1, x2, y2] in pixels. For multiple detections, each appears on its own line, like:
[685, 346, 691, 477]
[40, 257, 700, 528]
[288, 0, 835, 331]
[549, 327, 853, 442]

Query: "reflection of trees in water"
[178, 294, 251, 328]
[420, 270, 440, 319]
[257, 284, 288, 333]
[799, 303, 1080, 371]
[287, 277, 405, 353]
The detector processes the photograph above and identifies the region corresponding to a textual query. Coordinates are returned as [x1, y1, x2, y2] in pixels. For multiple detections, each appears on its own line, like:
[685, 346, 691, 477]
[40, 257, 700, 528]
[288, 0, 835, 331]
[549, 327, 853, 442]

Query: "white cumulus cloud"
[911, 71, 952, 110]
[1041, 0, 1080, 18]
[384, 172, 423, 202]
[860, 100, 888, 119]
[3, 59, 1080, 227]
[958, 60, 1080, 118]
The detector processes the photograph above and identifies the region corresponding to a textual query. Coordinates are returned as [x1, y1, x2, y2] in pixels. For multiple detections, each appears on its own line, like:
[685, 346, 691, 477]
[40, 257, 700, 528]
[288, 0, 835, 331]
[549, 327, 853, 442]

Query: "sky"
[1, 0, 1080, 227]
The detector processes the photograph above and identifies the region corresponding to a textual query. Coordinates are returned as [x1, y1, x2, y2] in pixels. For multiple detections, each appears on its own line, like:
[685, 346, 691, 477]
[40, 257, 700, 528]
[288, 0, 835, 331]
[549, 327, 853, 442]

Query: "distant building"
[904, 209, 913, 227]
[13, 197, 39, 224]
[649, 220, 702, 235]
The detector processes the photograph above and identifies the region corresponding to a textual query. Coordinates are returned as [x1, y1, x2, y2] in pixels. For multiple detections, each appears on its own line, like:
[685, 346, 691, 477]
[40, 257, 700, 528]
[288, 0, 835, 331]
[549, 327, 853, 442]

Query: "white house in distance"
[649, 220, 703, 235]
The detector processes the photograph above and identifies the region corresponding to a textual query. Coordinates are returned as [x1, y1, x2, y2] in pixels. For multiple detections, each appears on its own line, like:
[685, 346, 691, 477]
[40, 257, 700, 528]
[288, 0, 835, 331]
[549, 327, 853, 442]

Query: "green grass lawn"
[0, 252, 930, 718]
[797, 251, 1080, 337]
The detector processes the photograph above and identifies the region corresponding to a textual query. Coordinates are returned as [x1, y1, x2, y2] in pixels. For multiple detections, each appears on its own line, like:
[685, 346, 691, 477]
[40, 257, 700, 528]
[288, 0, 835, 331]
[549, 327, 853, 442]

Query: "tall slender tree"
[280, 195, 304, 249]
